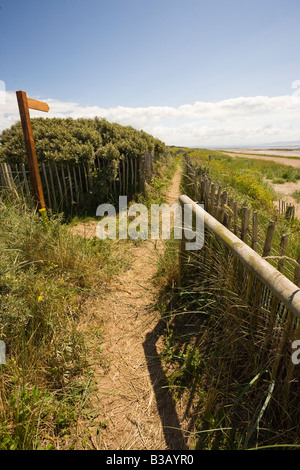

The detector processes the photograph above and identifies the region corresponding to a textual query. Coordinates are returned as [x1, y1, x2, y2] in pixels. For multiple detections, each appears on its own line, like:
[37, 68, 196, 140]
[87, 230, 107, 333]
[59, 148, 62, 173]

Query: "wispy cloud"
[1, 91, 300, 147]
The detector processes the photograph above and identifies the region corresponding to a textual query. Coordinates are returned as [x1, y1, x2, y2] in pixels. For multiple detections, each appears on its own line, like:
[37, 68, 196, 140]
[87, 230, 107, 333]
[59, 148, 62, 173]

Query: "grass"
[155, 230, 300, 450]
[0, 147, 179, 449]
[153, 154, 300, 450]
[180, 148, 300, 281]
[292, 190, 300, 203]
[137, 151, 180, 207]
[0, 192, 126, 449]
[220, 149, 300, 161]
[188, 148, 300, 196]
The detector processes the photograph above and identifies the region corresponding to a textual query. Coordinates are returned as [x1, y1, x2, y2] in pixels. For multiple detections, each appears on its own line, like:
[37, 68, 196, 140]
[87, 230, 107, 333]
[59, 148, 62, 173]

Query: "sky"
[1, 0, 300, 148]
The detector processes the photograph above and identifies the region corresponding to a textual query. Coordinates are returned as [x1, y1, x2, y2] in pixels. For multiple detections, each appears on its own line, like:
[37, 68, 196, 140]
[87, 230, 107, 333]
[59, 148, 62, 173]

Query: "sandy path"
[220, 151, 300, 168]
[218, 151, 300, 218]
[79, 168, 189, 450]
[270, 180, 300, 218]
[221, 148, 300, 158]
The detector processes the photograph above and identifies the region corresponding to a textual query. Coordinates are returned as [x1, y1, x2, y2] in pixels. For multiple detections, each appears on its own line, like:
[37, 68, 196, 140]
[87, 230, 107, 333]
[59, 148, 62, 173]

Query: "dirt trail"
[79, 168, 189, 450]
[272, 180, 300, 218]
[219, 150, 300, 218]
[220, 150, 300, 168]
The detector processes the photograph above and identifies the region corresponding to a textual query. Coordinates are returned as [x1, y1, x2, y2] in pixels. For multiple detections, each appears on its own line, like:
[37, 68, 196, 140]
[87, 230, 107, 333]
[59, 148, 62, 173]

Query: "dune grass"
[154, 155, 300, 450]
[155, 234, 300, 450]
[0, 192, 126, 449]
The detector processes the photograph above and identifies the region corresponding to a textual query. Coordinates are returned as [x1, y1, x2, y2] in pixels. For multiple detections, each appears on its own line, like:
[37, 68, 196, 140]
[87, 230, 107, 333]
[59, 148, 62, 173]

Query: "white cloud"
[1, 91, 300, 147]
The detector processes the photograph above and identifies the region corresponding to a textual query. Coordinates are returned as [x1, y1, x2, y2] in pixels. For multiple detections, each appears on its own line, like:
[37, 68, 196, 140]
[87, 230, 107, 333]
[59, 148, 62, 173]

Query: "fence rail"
[183, 155, 300, 285]
[179, 195, 300, 318]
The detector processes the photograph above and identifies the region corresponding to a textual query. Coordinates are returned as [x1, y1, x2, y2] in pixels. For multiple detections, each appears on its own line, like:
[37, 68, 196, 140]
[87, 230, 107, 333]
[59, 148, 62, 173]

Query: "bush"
[0, 117, 166, 166]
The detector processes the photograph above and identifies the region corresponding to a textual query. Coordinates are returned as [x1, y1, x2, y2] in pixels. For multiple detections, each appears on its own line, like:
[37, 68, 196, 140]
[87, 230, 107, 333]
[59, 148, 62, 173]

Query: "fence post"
[178, 200, 188, 287]
[294, 251, 300, 287]
[251, 212, 258, 251]
[253, 220, 276, 308]
[241, 207, 250, 243]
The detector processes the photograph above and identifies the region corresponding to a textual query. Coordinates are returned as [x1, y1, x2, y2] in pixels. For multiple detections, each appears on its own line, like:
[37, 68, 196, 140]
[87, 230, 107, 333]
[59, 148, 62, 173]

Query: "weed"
[0, 195, 124, 449]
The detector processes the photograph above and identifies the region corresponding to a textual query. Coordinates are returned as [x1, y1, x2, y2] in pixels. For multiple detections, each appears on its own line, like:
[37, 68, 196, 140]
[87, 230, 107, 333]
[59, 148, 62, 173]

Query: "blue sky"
[1, 0, 300, 147]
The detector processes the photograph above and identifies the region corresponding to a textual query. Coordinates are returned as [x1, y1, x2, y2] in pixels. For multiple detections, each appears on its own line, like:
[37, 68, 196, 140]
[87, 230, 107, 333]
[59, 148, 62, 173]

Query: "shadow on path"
[143, 318, 189, 450]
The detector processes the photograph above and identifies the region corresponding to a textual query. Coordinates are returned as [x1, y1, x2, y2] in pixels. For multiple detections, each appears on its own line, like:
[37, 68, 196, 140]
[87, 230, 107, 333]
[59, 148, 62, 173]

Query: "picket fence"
[0, 152, 154, 213]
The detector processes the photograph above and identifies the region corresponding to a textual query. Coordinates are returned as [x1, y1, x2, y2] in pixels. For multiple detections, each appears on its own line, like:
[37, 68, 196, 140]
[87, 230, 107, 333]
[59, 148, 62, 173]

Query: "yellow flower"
[37, 296, 43, 302]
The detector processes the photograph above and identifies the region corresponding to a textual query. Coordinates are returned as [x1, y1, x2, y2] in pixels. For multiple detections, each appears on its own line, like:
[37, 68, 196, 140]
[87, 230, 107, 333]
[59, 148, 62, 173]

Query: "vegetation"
[3, 131, 300, 450]
[0, 117, 166, 168]
[0, 190, 131, 449]
[180, 148, 300, 275]
[183, 148, 300, 209]
[0, 139, 177, 449]
[154, 148, 300, 450]
[292, 190, 300, 203]
[156, 236, 300, 449]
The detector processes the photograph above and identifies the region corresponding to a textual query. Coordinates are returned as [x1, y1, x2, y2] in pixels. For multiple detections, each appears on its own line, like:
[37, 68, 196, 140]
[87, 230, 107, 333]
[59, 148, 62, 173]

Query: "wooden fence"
[183, 155, 300, 285]
[178, 193, 300, 384]
[0, 152, 155, 214]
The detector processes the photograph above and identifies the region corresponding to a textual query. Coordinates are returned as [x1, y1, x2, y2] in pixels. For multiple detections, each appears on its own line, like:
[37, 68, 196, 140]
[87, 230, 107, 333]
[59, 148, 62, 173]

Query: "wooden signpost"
[16, 90, 49, 212]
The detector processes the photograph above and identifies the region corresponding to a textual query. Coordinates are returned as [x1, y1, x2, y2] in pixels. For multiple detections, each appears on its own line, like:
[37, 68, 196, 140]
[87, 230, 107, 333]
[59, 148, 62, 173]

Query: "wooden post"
[219, 190, 228, 225]
[7, 164, 15, 189]
[3, 163, 12, 189]
[278, 234, 288, 274]
[253, 220, 276, 308]
[21, 163, 30, 195]
[134, 159, 138, 192]
[216, 186, 222, 208]
[233, 201, 238, 236]
[130, 157, 134, 188]
[60, 165, 68, 205]
[16, 90, 49, 212]
[251, 212, 258, 251]
[14, 163, 23, 194]
[294, 250, 300, 288]
[77, 164, 84, 194]
[67, 163, 74, 204]
[72, 166, 79, 203]
[246, 212, 258, 302]
[122, 159, 126, 194]
[87, 163, 93, 191]
[83, 165, 89, 192]
[200, 179, 205, 204]
[262, 221, 276, 258]
[266, 234, 289, 347]
[178, 200, 188, 287]
[208, 184, 216, 214]
[241, 207, 250, 243]
[54, 163, 64, 207]
[42, 163, 52, 209]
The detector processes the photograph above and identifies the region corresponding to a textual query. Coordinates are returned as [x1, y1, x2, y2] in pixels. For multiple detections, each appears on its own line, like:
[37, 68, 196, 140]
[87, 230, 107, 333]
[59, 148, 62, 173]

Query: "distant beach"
[220, 148, 300, 158]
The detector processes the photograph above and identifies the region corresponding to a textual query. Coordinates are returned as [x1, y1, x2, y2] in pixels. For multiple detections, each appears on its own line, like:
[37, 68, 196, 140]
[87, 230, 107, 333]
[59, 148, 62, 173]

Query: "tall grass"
[155, 233, 300, 450]
[0, 149, 179, 449]
[154, 154, 300, 450]
[137, 151, 180, 207]
[182, 149, 300, 282]
[0, 192, 123, 449]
